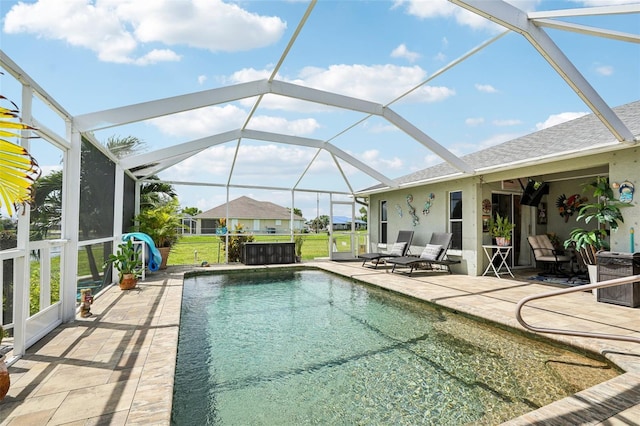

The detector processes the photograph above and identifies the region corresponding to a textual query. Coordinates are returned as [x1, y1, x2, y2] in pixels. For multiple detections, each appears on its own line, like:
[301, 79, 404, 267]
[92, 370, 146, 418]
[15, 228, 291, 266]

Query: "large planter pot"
[0, 354, 9, 401]
[159, 247, 171, 270]
[119, 273, 138, 290]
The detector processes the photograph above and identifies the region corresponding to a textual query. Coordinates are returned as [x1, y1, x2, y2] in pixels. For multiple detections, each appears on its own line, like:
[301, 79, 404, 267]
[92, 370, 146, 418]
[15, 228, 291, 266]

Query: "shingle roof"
[332, 215, 366, 225]
[195, 196, 303, 220]
[361, 100, 640, 192]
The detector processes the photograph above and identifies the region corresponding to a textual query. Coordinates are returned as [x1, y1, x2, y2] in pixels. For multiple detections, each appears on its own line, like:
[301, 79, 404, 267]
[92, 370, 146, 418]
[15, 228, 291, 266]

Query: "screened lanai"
[1, 0, 638, 364]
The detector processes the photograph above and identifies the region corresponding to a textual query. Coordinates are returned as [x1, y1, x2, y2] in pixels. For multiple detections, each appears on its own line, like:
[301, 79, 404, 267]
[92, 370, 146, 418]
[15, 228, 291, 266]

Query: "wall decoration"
[556, 193, 587, 222]
[395, 204, 403, 217]
[619, 181, 634, 203]
[406, 194, 419, 226]
[422, 193, 435, 215]
[537, 202, 547, 225]
[482, 215, 490, 233]
[481, 199, 491, 214]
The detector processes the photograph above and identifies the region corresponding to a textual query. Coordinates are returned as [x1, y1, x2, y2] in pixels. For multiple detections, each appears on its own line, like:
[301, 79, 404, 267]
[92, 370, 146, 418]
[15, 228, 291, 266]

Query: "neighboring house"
[331, 215, 367, 231]
[358, 100, 640, 276]
[194, 196, 304, 234]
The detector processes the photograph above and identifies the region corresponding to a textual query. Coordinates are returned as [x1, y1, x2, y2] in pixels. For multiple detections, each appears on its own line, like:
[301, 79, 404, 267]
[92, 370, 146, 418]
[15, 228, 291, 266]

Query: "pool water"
[172, 269, 618, 425]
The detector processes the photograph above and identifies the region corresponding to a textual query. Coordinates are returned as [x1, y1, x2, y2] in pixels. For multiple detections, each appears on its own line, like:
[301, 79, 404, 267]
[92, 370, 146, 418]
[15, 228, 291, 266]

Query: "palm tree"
[30, 170, 62, 240]
[0, 95, 40, 216]
[105, 135, 176, 209]
[105, 135, 146, 158]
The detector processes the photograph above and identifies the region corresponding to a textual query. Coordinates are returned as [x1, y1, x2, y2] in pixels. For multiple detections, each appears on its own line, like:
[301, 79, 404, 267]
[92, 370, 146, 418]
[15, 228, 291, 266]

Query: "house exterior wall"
[368, 177, 481, 274]
[195, 218, 304, 235]
[366, 145, 640, 276]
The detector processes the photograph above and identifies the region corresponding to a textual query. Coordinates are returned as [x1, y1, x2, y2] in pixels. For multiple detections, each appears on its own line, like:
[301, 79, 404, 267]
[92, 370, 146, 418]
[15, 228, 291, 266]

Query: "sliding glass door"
[491, 193, 534, 268]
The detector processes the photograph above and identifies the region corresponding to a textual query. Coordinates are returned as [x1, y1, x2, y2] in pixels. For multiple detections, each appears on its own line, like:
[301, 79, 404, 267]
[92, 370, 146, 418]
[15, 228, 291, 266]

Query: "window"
[449, 191, 462, 250]
[380, 200, 388, 244]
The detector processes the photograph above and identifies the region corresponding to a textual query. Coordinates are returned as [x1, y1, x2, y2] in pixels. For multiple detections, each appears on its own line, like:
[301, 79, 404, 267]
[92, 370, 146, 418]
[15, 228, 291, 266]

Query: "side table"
[482, 245, 514, 278]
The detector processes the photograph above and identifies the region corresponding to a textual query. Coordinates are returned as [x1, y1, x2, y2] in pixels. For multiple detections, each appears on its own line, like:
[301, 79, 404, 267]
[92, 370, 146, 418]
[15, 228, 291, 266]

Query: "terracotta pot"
[120, 274, 138, 290]
[0, 354, 9, 401]
[159, 247, 171, 270]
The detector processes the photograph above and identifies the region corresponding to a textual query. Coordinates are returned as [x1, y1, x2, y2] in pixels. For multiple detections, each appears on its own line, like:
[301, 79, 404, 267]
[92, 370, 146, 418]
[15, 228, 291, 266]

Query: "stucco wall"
[368, 177, 481, 275]
[365, 145, 640, 276]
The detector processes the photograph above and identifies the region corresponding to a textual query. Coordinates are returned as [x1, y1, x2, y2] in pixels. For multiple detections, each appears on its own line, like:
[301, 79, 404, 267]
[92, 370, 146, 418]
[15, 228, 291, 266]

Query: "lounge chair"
[359, 230, 414, 268]
[386, 232, 459, 275]
[527, 234, 572, 276]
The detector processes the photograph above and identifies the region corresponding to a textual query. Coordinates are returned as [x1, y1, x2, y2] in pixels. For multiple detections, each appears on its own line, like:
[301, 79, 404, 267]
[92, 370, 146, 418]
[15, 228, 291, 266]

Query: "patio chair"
[387, 232, 460, 275]
[527, 234, 572, 276]
[359, 230, 414, 268]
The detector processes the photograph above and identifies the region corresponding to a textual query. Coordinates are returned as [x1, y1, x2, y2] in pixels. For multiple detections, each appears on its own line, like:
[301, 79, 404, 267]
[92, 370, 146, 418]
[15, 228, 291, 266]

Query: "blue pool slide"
[122, 232, 162, 272]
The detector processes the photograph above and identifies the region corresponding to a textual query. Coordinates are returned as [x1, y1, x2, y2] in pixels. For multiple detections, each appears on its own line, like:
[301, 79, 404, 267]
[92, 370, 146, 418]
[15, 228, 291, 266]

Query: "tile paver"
[2, 261, 640, 425]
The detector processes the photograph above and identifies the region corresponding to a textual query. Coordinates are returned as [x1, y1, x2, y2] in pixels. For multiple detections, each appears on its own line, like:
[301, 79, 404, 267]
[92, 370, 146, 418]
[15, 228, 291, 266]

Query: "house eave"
[356, 140, 630, 197]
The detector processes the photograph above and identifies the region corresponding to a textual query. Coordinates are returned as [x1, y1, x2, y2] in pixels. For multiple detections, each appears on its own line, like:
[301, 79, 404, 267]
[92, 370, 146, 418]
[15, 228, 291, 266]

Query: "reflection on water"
[173, 270, 619, 426]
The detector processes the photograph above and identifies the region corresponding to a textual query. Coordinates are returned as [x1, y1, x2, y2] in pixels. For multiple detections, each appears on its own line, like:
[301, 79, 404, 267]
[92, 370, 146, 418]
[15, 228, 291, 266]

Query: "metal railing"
[516, 274, 640, 344]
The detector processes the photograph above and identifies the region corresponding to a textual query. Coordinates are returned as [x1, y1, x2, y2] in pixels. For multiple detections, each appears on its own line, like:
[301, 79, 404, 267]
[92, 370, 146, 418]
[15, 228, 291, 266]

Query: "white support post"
[13, 85, 34, 357]
[110, 165, 125, 284]
[60, 128, 82, 323]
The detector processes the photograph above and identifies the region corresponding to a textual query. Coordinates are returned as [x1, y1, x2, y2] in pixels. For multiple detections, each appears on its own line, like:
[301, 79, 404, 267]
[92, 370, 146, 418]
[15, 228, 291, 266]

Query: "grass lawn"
[168, 232, 368, 265]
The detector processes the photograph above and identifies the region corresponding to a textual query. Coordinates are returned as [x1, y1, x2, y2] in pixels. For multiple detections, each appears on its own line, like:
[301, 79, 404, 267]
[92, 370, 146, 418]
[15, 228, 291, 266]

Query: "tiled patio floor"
[2, 261, 640, 425]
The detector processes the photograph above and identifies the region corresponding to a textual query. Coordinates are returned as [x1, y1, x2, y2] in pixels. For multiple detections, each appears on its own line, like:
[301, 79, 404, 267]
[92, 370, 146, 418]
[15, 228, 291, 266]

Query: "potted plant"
[294, 234, 304, 262]
[0, 327, 9, 400]
[564, 176, 630, 281]
[104, 238, 142, 290]
[134, 199, 184, 269]
[489, 213, 515, 246]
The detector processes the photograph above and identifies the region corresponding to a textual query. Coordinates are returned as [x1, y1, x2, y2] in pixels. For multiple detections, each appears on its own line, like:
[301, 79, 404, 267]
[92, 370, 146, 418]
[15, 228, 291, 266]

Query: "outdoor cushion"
[420, 244, 443, 260]
[389, 242, 406, 256]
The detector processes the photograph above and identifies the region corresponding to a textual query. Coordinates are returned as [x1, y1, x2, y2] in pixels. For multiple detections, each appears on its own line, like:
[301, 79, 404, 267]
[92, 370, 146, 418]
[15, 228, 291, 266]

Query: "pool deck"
[2, 260, 640, 425]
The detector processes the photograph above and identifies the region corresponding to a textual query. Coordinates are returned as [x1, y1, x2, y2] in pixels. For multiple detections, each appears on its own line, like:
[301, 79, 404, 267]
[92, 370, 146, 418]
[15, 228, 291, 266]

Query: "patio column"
[60, 128, 82, 323]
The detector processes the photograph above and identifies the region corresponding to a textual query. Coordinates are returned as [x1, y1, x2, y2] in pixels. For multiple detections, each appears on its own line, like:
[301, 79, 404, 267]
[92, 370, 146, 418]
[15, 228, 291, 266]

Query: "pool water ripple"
[172, 269, 618, 425]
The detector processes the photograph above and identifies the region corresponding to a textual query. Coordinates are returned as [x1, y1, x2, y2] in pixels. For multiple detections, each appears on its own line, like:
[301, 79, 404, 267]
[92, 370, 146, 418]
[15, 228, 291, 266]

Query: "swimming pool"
[172, 269, 617, 425]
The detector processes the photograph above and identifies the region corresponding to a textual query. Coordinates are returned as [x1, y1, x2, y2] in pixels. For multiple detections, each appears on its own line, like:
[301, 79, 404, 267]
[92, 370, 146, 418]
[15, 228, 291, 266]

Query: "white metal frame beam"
[76, 78, 474, 183]
[451, 0, 637, 144]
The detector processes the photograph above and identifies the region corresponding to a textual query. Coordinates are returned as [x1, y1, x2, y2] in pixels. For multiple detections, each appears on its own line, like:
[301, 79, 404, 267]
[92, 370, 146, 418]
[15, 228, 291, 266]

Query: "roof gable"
[196, 196, 303, 220]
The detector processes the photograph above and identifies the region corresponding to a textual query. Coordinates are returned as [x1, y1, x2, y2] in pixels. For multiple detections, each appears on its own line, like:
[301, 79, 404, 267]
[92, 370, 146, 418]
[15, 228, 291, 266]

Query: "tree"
[105, 135, 146, 158]
[182, 206, 202, 216]
[288, 207, 303, 218]
[0, 94, 40, 216]
[140, 177, 177, 209]
[359, 206, 367, 223]
[30, 170, 62, 240]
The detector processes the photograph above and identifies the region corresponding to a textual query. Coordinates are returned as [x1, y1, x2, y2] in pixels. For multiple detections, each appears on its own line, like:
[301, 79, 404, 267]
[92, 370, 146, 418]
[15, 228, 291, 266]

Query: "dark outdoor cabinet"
[242, 242, 296, 265]
[597, 252, 640, 308]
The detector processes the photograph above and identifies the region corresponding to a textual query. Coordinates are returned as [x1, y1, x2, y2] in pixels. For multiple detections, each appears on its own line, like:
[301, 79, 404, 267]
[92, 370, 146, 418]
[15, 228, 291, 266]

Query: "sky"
[1, 0, 639, 220]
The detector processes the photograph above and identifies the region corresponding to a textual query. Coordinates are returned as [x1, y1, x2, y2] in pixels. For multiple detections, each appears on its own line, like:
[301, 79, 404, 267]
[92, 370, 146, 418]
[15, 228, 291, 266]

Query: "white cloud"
[465, 117, 484, 126]
[229, 64, 455, 111]
[493, 119, 522, 126]
[595, 65, 614, 76]
[166, 144, 315, 182]
[3, 0, 286, 65]
[391, 44, 421, 63]
[133, 49, 181, 66]
[536, 111, 588, 130]
[573, 0, 640, 5]
[198, 75, 208, 85]
[400, 0, 542, 31]
[150, 104, 321, 139]
[361, 149, 403, 170]
[475, 83, 497, 93]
